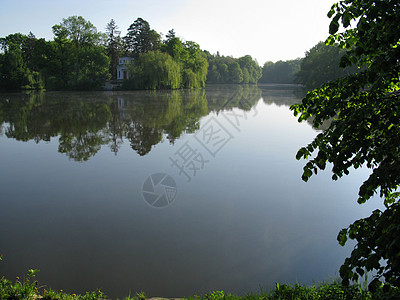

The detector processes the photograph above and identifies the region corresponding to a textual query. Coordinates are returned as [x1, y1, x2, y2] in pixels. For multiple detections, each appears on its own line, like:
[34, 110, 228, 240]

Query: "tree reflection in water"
[0, 84, 297, 161]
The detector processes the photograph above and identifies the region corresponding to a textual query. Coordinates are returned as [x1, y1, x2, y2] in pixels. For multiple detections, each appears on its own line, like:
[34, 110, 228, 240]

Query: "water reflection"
[0, 90, 207, 160]
[1, 84, 378, 299]
[0, 84, 286, 161]
[259, 83, 304, 106]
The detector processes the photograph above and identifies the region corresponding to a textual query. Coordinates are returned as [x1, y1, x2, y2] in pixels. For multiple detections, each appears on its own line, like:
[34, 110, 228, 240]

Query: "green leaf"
[302, 167, 312, 182]
[342, 12, 351, 28]
[296, 148, 307, 160]
[27, 269, 39, 278]
[329, 15, 341, 34]
[328, 8, 335, 18]
[327, 3, 338, 18]
[337, 228, 348, 246]
[329, 21, 340, 35]
[325, 35, 336, 46]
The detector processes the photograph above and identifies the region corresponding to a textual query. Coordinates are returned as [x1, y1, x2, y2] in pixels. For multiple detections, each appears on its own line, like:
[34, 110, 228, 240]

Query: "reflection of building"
[117, 57, 134, 80]
[117, 97, 126, 119]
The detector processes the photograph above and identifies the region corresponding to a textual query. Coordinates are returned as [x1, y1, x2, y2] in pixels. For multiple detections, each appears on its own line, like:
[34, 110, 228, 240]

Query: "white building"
[117, 56, 134, 80]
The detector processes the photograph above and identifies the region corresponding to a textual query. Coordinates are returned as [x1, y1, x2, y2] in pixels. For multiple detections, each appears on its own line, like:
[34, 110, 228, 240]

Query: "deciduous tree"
[260, 59, 301, 84]
[53, 16, 101, 48]
[206, 54, 261, 84]
[125, 51, 181, 89]
[51, 16, 109, 89]
[295, 42, 358, 89]
[0, 33, 44, 90]
[291, 0, 400, 290]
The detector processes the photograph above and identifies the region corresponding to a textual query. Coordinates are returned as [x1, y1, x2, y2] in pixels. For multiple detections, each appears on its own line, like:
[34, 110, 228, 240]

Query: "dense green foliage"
[258, 41, 359, 87]
[124, 50, 182, 89]
[295, 41, 358, 90]
[291, 0, 400, 290]
[0, 33, 45, 90]
[51, 16, 109, 90]
[260, 59, 301, 84]
[0, 16, 109, 91]
[0, 266, 108, 299]
[0, 17, 213, 90]
[123, 17, 160, 57]
[124, 34, 208, 89]
[205, 53, 262, 84]
[1, 15, 361, 91]
[194, 283, 400, 300]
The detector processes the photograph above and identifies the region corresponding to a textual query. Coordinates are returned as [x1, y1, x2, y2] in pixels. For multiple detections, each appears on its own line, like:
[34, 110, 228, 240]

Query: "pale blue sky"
[0, 0, 335, 64]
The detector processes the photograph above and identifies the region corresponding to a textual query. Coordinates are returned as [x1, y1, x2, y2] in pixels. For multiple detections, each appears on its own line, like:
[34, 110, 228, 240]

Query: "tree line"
[0, 16, 109, 91]
[0, 15, 361, 92]
[0, 16, 262, 91]
[260, 42, 359, 89]
[205, 52, 262, 84]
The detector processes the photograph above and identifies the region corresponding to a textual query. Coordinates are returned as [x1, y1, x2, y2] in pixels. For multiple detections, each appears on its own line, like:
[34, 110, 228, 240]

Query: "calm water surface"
[0, 84, 382, 298]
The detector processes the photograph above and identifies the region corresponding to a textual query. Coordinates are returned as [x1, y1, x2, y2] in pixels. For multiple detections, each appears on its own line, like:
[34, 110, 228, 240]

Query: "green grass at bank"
[2, 268, 400, 300]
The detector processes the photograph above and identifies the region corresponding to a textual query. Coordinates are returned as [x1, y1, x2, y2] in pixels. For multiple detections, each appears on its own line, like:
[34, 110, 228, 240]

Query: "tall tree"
[53, 16, 101, 48]
[181, 41, 208, 88]
[105, 19, 122, 80]
[123, 18, 160, 56]
[52, 16, 109, 89]
[52, 24, 73, 88]
[22, 32, 36, 69]
[162, 36, 185, 60]
[237, 55, 262, 84]
[291, 0, 400, 290]
[165, 29, 176, 42]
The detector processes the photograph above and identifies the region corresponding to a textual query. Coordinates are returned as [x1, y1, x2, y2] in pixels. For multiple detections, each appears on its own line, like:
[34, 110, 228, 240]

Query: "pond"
[0, 84, 383, 298]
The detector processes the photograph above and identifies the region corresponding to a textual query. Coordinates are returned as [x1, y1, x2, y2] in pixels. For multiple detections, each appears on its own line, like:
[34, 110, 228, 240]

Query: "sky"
[0, 0, 335, 64]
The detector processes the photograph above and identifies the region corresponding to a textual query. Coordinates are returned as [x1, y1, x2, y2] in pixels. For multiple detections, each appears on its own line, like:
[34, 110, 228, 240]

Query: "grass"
[188, 282, 400, 300]
[1, 262, 400, 300]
